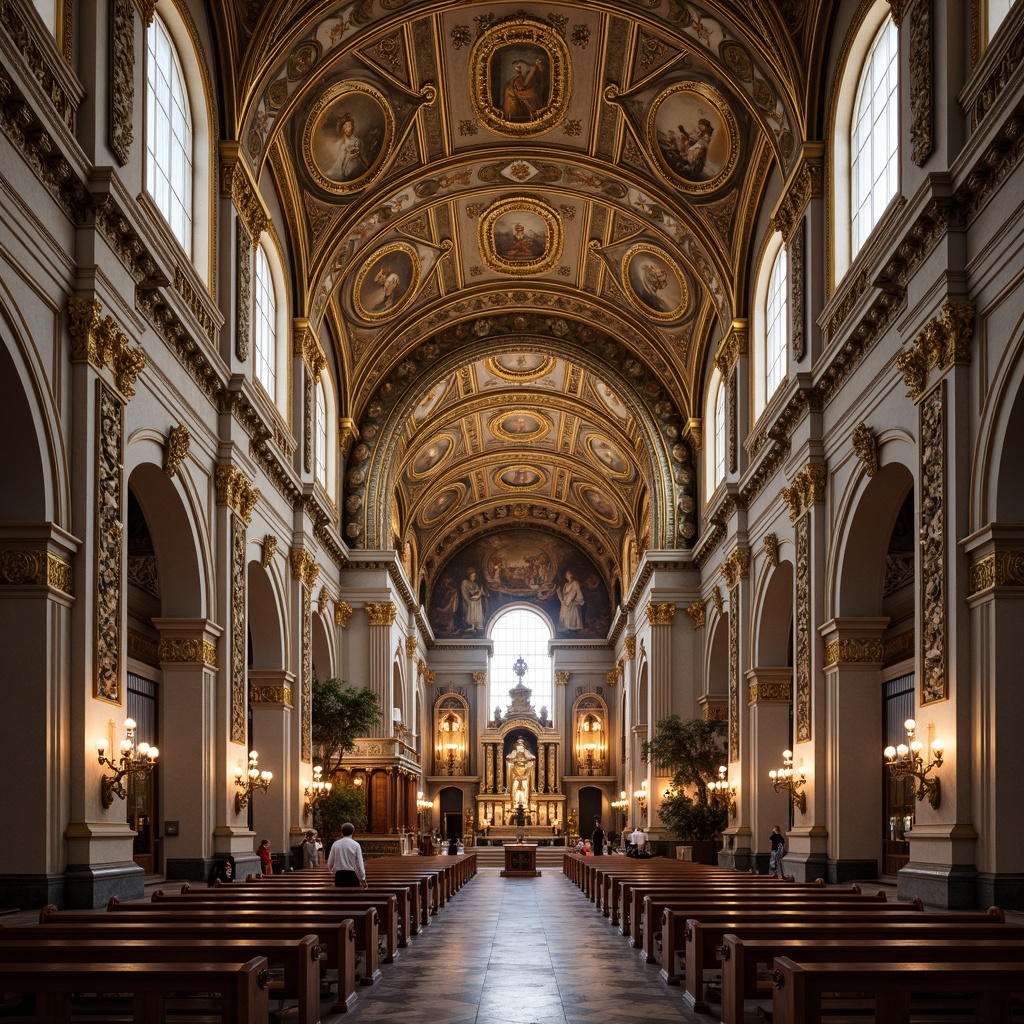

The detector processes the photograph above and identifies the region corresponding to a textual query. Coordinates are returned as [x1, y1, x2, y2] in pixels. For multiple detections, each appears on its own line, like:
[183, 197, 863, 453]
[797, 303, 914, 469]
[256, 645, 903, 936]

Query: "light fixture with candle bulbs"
[235, 750, 273, 813]
[884, 718, 943, 808]
[634, 779, 648, 816]
[769, 749, 807, 813]
[97, 718, 159, 809]
[303, 764, 332, 817]
[709, 764, 737, 818]
[611, 789, 629, 827]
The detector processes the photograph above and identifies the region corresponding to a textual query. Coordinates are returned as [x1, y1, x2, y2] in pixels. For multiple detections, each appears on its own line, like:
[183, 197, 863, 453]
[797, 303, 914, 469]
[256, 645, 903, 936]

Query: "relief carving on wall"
[236, 218, 251, 361]
[920, 381, 946, 704]
[163, 424, 191, 478]
[301, 583, 312, 761]
[95, 383, 123, 703]
[851, 422, 879, 477]
[110, 0, 134, 165]
[909, 0, 934, 167]
[0, 550, 73, 594]
[790, 220, 805, 361]
[795, 513, 811, 741]
[686, 599, 707, 628]
[896, 301, 974, 401]
[781, 463, 827, 522]
[231, 514, 246, 743]
[728, 588, 739, 761]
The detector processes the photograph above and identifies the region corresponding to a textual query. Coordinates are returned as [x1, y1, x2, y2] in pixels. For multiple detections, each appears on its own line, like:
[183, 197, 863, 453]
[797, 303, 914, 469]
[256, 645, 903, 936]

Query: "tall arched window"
[851, 16, 898, 257]
[253, 244, 276, 399]
[489, 609, 553, 724]
[714, 379, 726, 488]
[315, 380, 328, 486]
[146, 14, 193, 255]
[765, 245, 788, 399]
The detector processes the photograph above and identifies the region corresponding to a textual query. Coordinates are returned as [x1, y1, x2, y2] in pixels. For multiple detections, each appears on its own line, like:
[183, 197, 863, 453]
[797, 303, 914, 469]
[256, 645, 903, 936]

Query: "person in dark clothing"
[592, 821, 605, 856]
[769, 825, 785, 877]
[208, 855, 235, 886]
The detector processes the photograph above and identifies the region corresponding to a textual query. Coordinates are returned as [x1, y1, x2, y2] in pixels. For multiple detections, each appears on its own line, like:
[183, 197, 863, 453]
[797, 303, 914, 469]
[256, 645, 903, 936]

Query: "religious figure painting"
[622, 244, 688, 322]
[587, 435, 631, 478]
[479, 197, 563, 276]
[648, 82, 739, 194]
[353, 241, 420, 322]
[419, 486, 462, 525]
[304, 82, 394, 195]
[490, 409, 551, 443]
[427, 530, 611, 638]
[497, 466, 544, 490]
[580, 485, 619, 524]
[410, 434, 453, 478]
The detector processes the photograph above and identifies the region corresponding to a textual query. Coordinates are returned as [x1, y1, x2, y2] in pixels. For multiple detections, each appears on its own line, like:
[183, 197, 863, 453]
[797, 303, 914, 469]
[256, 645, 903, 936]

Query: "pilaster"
[644, 601, 675, 829]
[249, 669, 296, 860]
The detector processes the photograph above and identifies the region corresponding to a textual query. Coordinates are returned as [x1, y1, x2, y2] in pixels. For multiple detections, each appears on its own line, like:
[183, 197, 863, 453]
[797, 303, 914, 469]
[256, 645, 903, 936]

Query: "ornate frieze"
[909, 0, 933, 167]
[624, 635, 636, 658]
[703, 705, 727, 722]
[721, 548, 751, 591]
[852, 422, 879, 477]
[158, 637, 218, 665]
[763, 533, 779, 568]
[472, 671, 487, 686]
[686, 600, 707, 629]
[127, 628, 159, 665]
[405, 635, 418, 658]
[645, 602, 676, 625]
[68, 299, 147, 399]
[769, 144, 824, 241]
[920, 383, 947, 704]
[748, 680, 792, 703]
[163, 424, 190, 478]
[109, 0, 134, 165]
[289, 549, 321, 590]
[95, 383, 123, 703]
[728, 592, 739, 761]
[969, 551, 1024, 594]
[795, 513, 811, 742]
[334, 600, 353, 628]
[790, 220, 805, 361]
[896, 302, 975, 402]
[220, 143, 270, 244]
[823, 638, 885, 666]
[231, 515, 246, 743]
[172, 265, 219, 347]
[554, 670, 570, 685]
[236, 218, 251, 361]
[215, 465, 260, 524]
[250, 683, 292, 705]
[293, 319, 327, 381]
[883, 629, 915, 665]
[0, 548, 73, 594]
[781, 463, 827, 522]
[365, 601, 398, 626]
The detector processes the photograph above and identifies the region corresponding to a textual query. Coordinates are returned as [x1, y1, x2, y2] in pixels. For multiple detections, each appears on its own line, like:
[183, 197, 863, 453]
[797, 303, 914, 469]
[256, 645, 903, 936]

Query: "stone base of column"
[0, 872, 66, 909]
[166, 857, 217, 883]
[976, 871, 1024, 911]
[717, 849, 763, 872]
[825, 858, 878, 885]
[897, 860, 978, 909]
[779, 851, 829, 884]
[64, 861, 143, 909]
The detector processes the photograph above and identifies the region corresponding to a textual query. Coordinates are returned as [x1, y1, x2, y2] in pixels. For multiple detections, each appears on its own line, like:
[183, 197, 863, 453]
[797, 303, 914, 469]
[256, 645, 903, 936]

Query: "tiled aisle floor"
[326, 867, 707, 1024]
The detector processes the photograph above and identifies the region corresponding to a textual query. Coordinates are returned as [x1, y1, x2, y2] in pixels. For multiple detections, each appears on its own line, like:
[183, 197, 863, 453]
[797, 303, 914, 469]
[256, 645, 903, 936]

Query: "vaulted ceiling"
[211, 0, 831, 617]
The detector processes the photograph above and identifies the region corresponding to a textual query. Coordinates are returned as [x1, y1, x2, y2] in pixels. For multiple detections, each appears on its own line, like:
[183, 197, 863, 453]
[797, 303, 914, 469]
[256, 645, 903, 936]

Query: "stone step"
[471, 846, 567, 868]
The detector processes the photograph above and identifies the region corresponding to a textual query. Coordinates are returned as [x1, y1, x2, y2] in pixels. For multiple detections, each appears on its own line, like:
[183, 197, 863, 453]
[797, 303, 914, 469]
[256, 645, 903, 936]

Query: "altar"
[500, 843, 541, 877]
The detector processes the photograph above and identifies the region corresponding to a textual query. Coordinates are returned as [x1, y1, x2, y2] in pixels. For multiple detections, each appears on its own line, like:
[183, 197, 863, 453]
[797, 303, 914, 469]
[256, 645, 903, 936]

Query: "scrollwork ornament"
[163, 424, 190, 478]
[728, 592, 739, 760]
[748, 681, 792, 703]
[909, 0, 934, 167]
[897, 301, 975, 401]
[0, 550, 73, 594]
[301, 585, 312, 761]
[711, 587, 723, 615]
[920, 383, 946, 703]
[472, 671, 487, 686]
[250, 684, 292, 705]
[158, 638, 218, 665]
[109, 0, 134, 165]
[721, 548, 751, 590]
[823, 638, 885, 666]
[289, 549, 320, 590]
[795, 514, 811, 742]
[236, 218, 251, 361]
[687, 600, 707, 629]
[624, 636, 636, 659]
[215, 465, 260, 524]
[763, 533, 779, 568]
[95, 383, 123, 704]
[554, 670, 570, 685]
[790, 220, 805, 361]
[405, 636, 418, 658]
[261, 535, 277, 568]
[231, 514, 246, 743]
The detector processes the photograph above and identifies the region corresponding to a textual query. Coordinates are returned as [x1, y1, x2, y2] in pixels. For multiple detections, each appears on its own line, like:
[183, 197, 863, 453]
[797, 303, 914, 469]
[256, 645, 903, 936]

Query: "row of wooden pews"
[563, 852, 1024, 1023]
[0, 851, 475, 1024]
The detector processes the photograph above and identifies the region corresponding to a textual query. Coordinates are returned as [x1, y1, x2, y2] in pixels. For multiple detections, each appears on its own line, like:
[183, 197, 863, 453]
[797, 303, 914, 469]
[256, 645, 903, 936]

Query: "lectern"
[500, 842, 541, 877]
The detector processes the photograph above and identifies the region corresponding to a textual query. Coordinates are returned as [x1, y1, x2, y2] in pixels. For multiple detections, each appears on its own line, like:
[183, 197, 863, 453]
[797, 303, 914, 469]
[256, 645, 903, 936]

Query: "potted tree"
[641, 715, 729, 863]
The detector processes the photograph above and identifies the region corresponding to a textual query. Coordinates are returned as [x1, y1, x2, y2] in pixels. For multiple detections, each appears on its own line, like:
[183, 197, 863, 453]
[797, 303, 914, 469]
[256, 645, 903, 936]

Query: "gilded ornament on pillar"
[405, 635, 418, 658]
[334, 600, 353, 628]
[605, 668, 618, 687]
[896, 301, 974, 401]
[216, 465, 260, 524]
[95, 382, 123, 704]
[289, 548, 321, 590]
[220, 142, 270, 243]
[250, 683, 293, 705]
[684, 417, 702, 454]
[713, 319, 748, 377]
[261, 535, 277, 568]
[293, 319, 328, 382]
[110, 0, 134, 165]
[711, 586, 723, 615]
[158, 638, 218, 666]
[236, 217, 251, 361]
[554, 670, 570, 685]
[365, 601, 398, 626]
[645, 601, 676, 625]
[763, 533, 779, 568]
[339, 418, 359, 459]
[781, 462, 827, 522]
[823, 638, 885, 666]
[721, 548, 751, 591]
[968, 551, 1024, 594]
[795, 514, 812, 742]
[472, 671, 487, 686]
[0, 550, 74, 595]
[624, 635, 636, 659]
[728, 590, 739, 760]
[231, 514, 246, 743]
[686, 600, 707, 629]
[920, 382, 946, 704]
[163, 424, 190, 479]
[68, 298, 147, 399]
[748, 681, 792, 703]
[702, 705, 727, 722]
[425, 669, 437, 686]
[769, 143, 824, 241]
[852, 422, 879, 477]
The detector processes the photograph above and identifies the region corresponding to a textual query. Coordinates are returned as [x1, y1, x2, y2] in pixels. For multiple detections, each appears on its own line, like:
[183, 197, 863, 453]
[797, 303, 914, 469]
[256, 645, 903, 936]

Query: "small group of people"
[625, 824, 648, 857]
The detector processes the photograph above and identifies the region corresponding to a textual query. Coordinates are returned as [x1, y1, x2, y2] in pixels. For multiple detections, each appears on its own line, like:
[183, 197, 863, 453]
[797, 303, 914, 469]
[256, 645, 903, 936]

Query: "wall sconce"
[303, 765, 332, 817]
[97, 718, 159, 809]
[611, 789, 628, 825]
[884, 718, 943, 809]
[769, 749, 806, 813]
[634, 779, 648, 816]
[235, 750, 273, 813]
[709, 765, 737, 818]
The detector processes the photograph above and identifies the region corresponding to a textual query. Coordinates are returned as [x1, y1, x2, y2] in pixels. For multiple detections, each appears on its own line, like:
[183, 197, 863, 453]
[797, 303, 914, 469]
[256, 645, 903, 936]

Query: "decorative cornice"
[163, 424, 190, 478]
[67, 298, 147, 398]
[721, 548, 751, 590]
[472, 670, 487, 686]
[781, 463, 827, 522]
[366, 601, 398, 626]
[851, 421, 879, 477]
[645, 602, 676, 626]
[215, 465, 260, 524]
[748, 681, 792, 703]
[554, 670, 570, 685]
[969, 551, 1024, 594]
[763, 533, 779, 568]
[624, 635, 636, 659]
[250, 683, 293, 705]
[158, 638, 218, 666]
[686, 600, 707, 629]
[220, 142, 269, 243]
[334, 600, 354, 628]
[769, 142, 825, 241]
[293, 319, 328, 382]
[823, 637, 885, 666]
[261, 535, 277, 568]
[684, 417, 702, 454]
[713, 319, 749, 376]
[0, 549, 73, 594]
[896, 301, 975, 402]
[289, 549, 321, 590]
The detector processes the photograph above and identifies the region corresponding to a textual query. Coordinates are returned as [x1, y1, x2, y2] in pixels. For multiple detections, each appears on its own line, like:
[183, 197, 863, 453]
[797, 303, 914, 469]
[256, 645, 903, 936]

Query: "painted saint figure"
[460, 568, 486, 632]
[501, 57, 546, 121]
[500, 222, 541, 261]
[557, 569, 585, 631]
[325, 113, 368, 181]
[372, 263, 401, 311]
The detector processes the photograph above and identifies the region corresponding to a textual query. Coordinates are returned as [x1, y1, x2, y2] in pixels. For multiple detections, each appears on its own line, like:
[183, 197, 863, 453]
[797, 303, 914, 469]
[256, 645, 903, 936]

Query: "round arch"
[247, 560, 286, 670]
[754, 559, 794, 667]
[311, 609, 333, 682]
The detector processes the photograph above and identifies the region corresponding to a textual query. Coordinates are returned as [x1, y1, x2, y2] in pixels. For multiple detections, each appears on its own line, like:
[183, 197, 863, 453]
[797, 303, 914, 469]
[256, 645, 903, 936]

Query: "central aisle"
[330, 866, 707, 1024]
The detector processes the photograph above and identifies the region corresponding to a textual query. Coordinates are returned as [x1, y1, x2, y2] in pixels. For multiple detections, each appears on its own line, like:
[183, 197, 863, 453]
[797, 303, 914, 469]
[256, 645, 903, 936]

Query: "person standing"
[302, 830, 319, 869]
[769, 825, 785, 877]
[592, 820, 605, 857]
[257, 838, 273, 876]
[327, 822, 367, 888]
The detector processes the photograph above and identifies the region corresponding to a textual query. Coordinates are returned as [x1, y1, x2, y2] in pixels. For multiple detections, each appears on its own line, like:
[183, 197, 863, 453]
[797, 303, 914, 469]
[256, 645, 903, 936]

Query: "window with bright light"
[253, 244, 276, 399]
[489, 608, 553, 724]
[315, 380, 328, 486]
[765, 245, 788, 400]
[146, 14, 193, 254]
[851, 16, 898, 257]
[714, 380, 726, 488]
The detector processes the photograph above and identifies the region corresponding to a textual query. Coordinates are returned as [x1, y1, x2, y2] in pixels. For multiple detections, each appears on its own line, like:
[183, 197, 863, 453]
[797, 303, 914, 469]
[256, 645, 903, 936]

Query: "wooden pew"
[0, 957, 269, 1024]
[0, 934, 323, 1023]
[771, 956, 1024, 1024]
[677, 906, 1010, 1008]
[721, 932, 1024, 1024]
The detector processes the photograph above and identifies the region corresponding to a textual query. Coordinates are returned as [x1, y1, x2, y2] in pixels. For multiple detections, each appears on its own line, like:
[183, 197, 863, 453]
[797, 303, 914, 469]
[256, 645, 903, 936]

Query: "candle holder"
[769, 750, 807, 813]
[884, 719, 943, 809]
[97, 719, 159, 809]
[235, 750, 273, 813]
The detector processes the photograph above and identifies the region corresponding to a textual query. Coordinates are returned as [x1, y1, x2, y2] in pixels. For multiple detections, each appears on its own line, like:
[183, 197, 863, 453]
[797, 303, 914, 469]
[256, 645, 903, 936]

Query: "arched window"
[851, 16, 898, 257]
[987, 0, 1016, 43]
[765, 245, 788, 399]
[146, 14, 193, 255]
[315, 380, 328, 486]
[489, 609, 553, 724]
[253, 243, 276, 399]
[714, 378, 726, 489]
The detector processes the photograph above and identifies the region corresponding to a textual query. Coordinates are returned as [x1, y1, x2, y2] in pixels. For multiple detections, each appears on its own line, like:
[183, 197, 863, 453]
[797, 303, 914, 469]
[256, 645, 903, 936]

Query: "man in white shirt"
[326, 822, 367, 888]
[630, 826, 648, 855]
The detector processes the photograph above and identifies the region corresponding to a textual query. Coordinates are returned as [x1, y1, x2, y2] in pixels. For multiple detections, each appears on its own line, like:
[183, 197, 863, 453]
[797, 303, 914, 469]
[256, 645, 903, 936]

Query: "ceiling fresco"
[208, 0, 832, 616]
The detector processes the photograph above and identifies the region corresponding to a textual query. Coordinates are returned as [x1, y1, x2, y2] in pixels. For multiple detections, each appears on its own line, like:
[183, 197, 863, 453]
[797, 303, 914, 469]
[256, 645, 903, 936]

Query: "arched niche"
[755, 561, 794, 667]
[571, 693, 609, 776]
[434, 692, 469, 775]
[247, 561, 286, 670]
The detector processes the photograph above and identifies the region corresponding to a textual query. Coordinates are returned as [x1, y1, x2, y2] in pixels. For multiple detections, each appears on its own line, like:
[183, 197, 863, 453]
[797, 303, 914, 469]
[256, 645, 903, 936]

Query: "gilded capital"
[851, 422, 879, 477]
[554, 670, 570, 685]
[158, 637, 218, 666]
[686, 600, 707, 629]
[405, 636, 418, 658]
[0, 550, 74, 595]
[702, 705, 727, 722]
[763, 533, 779, 568]
[684, 417, 702, 454]
[748, 680, 793, 703]
[721, 548, 751, 590]
[215, 465, 260, 524]
[365, 601, 398, 626]
[896, 301, 975, 402]
[624, 635, 636, 659]
[293, 319, 328, 382]
[645, 601, 676, 626]
[289, 548, 321, 590]
[250, 683, 293, 705]
[261, 535, 277, 568]
[163, 424, 191, 478]
[472, 670, 487, 686]
[424, 668, 437, 686]
[334, 600, 353, 628]
[711, 587, 723, 615]
[781, 462, 827, 522]
[823, 637, 885, 666]
[68, 299, 147, 399]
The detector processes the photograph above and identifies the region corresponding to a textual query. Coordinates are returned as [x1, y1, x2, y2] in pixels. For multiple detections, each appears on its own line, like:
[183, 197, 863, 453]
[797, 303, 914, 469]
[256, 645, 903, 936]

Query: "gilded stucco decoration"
[366, 601, 398, 626]
[220, 144, 270, 244]
[703, 705, 727, 722]
[68, 298, 147, 399]
[352, 241, 422, 322]
[781, 463, 827, 522]
[163, 424, 190, 478]
[301, 583, 312, 761]
[554, 670, 570, 685]
[823, 638, 885, 666]
[472, 671, 487, 686]
[713, 320, 748, 377]
[721, 547, 750, 591]
[645, 601, 676, 625]
[290, 549, 321, 590]
[624, 635, 636, 659]
[763, 533, 779, 568]
[235, 219, 251, 362]
[711, 586, 723, 615]
[109, 0, 134, 165]
[920, 381, 946, 704]
[749, 680, 792, 703]
[261, 535, 277, 568]
[334, 600, 353, 628]
[728, 587, 739, 760]
[790, 220, 805, 361]
[969, 551, 1024, 595]
[405, 636, 418, 658]
[0, 550, 73, 595]
[215, 465, 260, 525]
[293, 319, 327, 381]
[619, 243, 688, 322]
[469, 15, 572, 138]
[158, 638, 218, 666]
[769, 144, 824, 241]
[231, 515, 246, 744]
[896, 301, 975, 402]
[851, 422, 879, 478]
[795, 513, 811, 742]
[909, 0, 934, 167]
[686, 600, 707, 629]
[477, 196, 564, 276]
[95, 382, 123, 704]
[250, 683, 292, 705]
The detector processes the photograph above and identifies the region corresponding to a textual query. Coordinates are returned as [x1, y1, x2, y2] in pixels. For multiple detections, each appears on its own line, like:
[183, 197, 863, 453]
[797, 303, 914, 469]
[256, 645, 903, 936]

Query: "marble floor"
[324, 866, 710, 1024]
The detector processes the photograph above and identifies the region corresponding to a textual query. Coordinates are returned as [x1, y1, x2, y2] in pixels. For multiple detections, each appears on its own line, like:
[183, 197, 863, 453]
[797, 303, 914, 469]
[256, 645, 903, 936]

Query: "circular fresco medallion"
[620, 243, 688, 322]
[579, 484, 620, 525]
[420, 485, 464, 526]
[485, 353, 557, 382]
[408, 434, 454, 480]
[352, 240, 421, 322]
[494, 465, 546, 491]
[478, 196, 563, 276]
[469, 16, 571, 138]
[490, 409, 552, 443]
[303, 81, 395, 195]
[587, 435, 632, 479]
[647, 81, 739, 194]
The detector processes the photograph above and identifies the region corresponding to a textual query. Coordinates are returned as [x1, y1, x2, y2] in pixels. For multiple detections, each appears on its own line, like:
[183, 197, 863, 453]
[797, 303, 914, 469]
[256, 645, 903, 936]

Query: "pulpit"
[500, 843, 541, 877]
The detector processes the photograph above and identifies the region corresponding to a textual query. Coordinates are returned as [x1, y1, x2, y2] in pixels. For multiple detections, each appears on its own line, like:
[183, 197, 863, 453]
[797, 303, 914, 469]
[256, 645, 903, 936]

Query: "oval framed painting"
[420, 484, 465, 526]
[303, 81, 395, 195]
[489, 409, 552, 443]
[647, 81, 739, 194]
[469, 16, 571, 137]
[579, 484, 620, 525]
[478, 197, 563, 276]
[352, 241, 421, 322]
[587, 435, 632, 480]
[621, 243, 688, 321]
[408, 434, 455, 481]
[494, 465, 547, 492]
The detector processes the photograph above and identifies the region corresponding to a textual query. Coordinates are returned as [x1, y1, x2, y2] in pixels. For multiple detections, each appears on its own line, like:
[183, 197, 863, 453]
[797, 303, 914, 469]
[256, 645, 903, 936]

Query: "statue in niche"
[506, 736, 536, 809]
